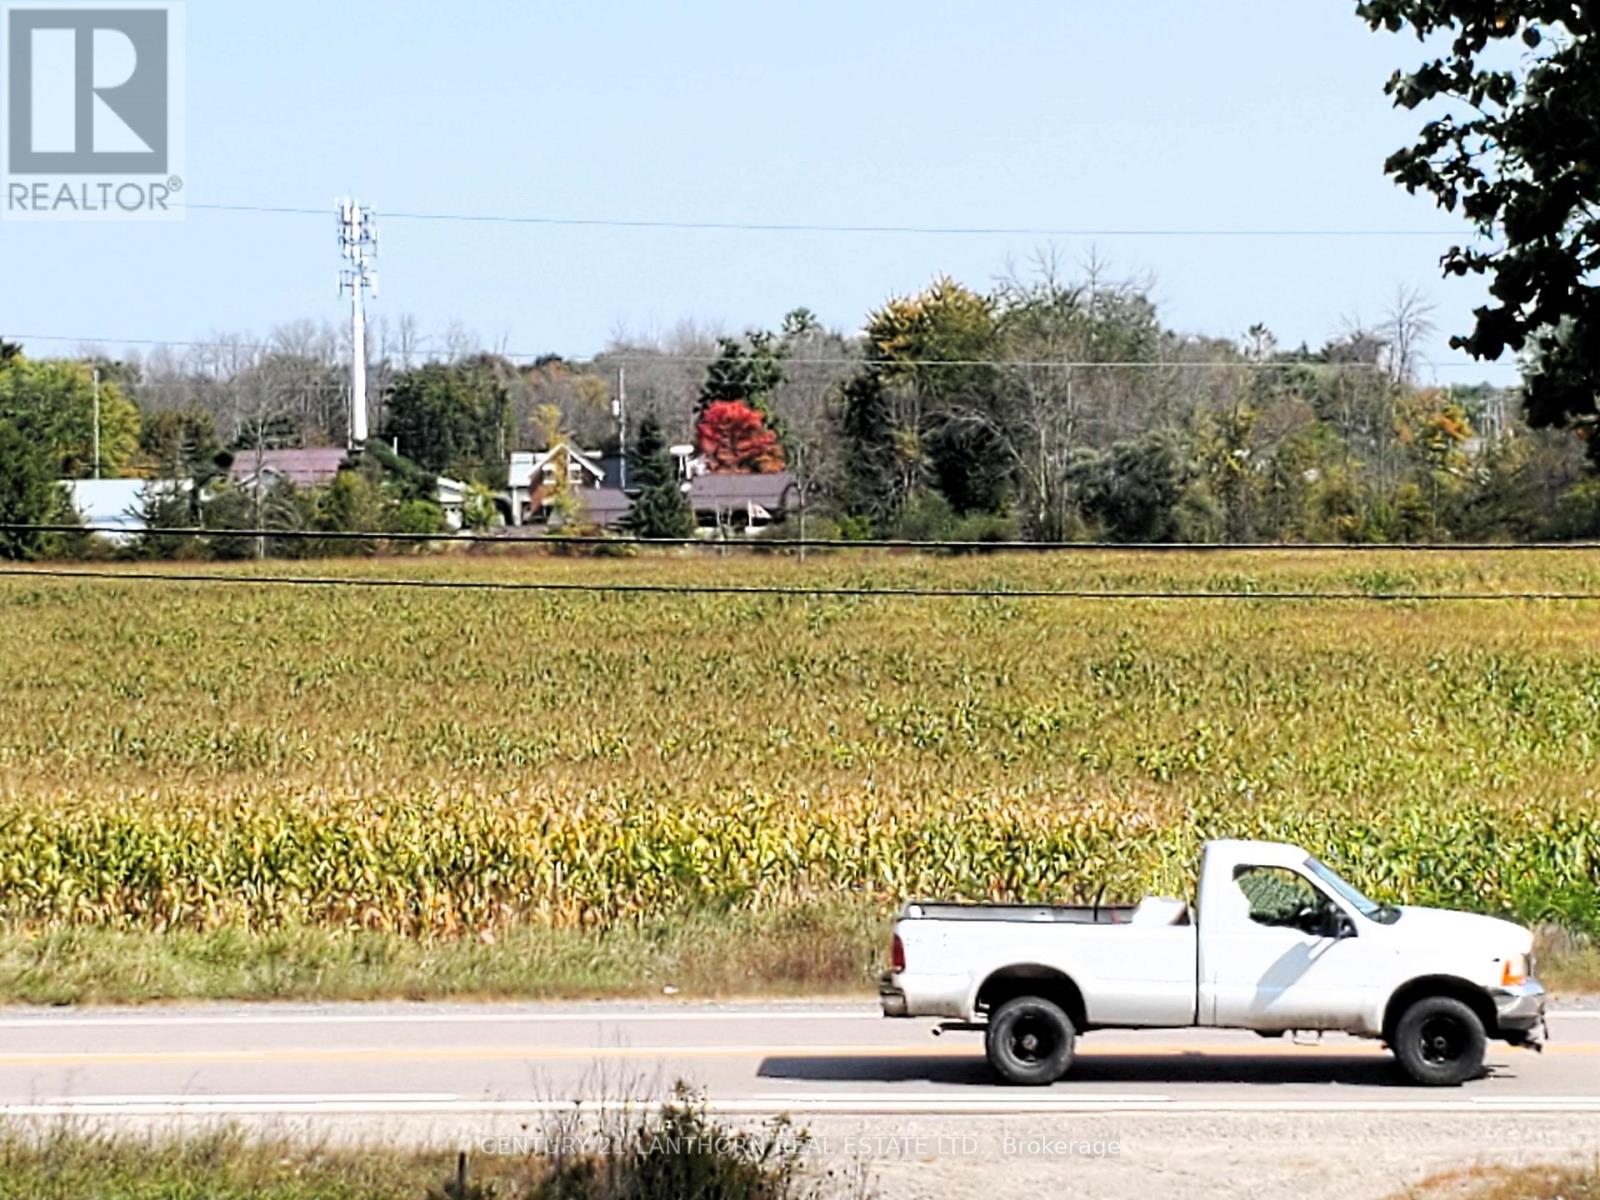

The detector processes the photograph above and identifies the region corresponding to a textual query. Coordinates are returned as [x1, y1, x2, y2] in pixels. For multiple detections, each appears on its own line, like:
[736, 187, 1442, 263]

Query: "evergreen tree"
[0, 419, 64, 561]
[697, 333, 785, 419]
[623, 415, 695, 538]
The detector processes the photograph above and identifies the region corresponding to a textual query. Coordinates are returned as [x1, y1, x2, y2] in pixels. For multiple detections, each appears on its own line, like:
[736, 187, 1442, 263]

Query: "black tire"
[1392, 996, 1487, 1087]
[985, 996, 1075, 1085]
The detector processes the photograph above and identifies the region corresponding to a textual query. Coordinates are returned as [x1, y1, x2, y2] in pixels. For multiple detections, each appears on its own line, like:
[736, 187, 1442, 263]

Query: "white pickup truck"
[880, 838, 1546, 1086]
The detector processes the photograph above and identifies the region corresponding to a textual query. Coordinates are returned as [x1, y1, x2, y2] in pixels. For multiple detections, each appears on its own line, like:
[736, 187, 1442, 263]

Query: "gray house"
[688, 472, 799, 531]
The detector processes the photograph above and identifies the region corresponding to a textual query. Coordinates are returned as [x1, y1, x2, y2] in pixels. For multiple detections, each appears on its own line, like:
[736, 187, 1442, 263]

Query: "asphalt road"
[5, 1003, 1600, 1199]
[1, 1000, 1598, 1115]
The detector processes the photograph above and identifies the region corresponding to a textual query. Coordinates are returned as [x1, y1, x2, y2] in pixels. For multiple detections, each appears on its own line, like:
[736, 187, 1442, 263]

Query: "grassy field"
[0, 549, 1597, 1000]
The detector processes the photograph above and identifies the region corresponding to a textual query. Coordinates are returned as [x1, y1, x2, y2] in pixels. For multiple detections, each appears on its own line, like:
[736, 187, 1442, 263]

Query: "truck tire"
[1392, 995, 1486, 1087]
[985, 996, 1075, 1085]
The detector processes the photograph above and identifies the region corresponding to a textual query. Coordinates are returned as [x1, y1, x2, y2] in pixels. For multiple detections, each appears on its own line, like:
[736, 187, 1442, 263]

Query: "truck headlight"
[1501, 953, 1529, 987]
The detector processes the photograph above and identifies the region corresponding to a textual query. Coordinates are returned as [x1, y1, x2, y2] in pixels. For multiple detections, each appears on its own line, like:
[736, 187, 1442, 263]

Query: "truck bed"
[902, 902, 1140, 924]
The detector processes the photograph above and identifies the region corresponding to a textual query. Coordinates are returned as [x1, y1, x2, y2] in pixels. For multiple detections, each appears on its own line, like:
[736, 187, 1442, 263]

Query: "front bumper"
[1492, 978, 1547, 1040]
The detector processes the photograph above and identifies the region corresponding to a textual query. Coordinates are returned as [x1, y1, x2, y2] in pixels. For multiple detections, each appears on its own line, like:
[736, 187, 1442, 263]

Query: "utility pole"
[337, 198, 379, 453]
[613, 366, 628, 489]
[91, 368, 101, 479]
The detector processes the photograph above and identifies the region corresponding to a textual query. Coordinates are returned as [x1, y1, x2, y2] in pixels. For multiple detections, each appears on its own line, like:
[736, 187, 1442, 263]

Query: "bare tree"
[768, 312, 855, 546]
[439, 320, 480, 364]
[594, 319, 724, 447]
[1383, 285, 1438, 390]
[941, 249, 1166, 538]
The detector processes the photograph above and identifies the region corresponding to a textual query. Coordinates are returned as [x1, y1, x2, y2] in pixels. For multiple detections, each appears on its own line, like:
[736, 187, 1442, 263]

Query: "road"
[4, 1002, 1600, 1198]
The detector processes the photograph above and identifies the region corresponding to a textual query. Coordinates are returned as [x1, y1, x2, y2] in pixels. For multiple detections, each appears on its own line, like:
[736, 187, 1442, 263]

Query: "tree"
[384, 361, 511, 484]
[0, 356, 140, 476]
[131, 482, 201, 561]
[768, 311, 852, 546]
[314, 472, 385, 554]
[0, 419, 65, 560]
[843, 277, 1005, 525]
[622, 415, 694, 538]
[697, 332, 786, 419]
[531, 404, 580, 525]
[1358, 2, 1600, 464]
[461, 483, 499, 533]
[511, 357, 616, 453]
[695, 400, 785, 473]
[1396, 388, 1474, 536]
[139, 408, 222, 478]
[985, 255, 1166, 539]
[1194, 398, 1262, 542]
[1080, 429, 1219, 543]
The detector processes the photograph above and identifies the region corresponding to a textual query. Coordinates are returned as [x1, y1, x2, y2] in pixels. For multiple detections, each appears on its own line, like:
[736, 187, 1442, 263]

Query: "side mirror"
[1326, 910, 1356, 939]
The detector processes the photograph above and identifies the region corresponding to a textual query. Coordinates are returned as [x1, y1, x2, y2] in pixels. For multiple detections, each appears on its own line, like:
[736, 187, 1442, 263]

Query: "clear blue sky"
[1, 0, 1515, 383]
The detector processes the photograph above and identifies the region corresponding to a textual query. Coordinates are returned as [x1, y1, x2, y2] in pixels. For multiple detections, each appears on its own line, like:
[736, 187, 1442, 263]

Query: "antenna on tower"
[337, 197, 379, 452]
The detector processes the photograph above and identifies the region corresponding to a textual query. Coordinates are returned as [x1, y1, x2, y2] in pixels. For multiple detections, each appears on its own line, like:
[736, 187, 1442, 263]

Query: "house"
[688, 472, 800, 532]
[576, 487, 635, 530]
[506, 447, 619, 526]
[228, 447, 348, 490]
[63, 478, 188, 544]
[433, 477, 471, 531]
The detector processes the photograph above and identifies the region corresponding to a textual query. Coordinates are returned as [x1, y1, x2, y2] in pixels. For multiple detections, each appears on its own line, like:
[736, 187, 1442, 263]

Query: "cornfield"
[0, 550, 1597, 936]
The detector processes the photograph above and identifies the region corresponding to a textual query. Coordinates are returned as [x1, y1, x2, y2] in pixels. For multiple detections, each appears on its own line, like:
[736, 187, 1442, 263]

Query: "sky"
[1, 0, 1517, 384]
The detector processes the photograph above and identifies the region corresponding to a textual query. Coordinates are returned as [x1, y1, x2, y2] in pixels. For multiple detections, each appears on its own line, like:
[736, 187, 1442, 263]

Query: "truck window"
[1233, 866, 1323, 929]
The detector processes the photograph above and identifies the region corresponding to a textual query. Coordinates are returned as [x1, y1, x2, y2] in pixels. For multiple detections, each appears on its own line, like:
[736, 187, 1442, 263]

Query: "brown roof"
[228, 447, 348, 486]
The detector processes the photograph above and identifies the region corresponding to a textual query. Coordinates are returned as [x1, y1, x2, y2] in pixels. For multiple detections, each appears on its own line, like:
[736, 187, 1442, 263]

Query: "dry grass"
[0, 904, 883, 1004]
[1394, 1161, 1600, 1200]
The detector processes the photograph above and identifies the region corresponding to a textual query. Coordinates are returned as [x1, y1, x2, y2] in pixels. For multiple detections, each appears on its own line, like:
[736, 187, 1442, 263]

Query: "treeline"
[3, 258, 1598, 558]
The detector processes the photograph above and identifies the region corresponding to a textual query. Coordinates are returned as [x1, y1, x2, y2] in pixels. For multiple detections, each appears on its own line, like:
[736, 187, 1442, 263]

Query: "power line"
[179, 202, 1474, 241]
[8, 523, 1600, 554]
[0, 566, 1593, 602]
[4, 333, 1483, 372]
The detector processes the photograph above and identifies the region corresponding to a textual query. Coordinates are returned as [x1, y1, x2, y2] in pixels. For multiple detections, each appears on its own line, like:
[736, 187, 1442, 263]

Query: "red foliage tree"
[695, 400, 785, 473]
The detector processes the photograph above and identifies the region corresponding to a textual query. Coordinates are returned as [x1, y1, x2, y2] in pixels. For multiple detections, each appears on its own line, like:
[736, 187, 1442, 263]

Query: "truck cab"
[881, 838, 1546, 1086]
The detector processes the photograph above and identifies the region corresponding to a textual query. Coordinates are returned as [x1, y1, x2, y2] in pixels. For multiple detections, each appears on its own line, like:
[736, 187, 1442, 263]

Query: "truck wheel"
[985, 996, 1075, 1085]
[1392, 996, 1486, 1087]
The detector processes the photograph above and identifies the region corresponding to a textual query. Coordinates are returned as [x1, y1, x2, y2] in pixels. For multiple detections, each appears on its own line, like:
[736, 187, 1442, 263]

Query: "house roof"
[509, 447, 607, 489]
[228, 447, 347, 487]
[434, 476, 470, 504]
[689, 471, 798, 512]
[577, 487, 634, 526]
[63, 479, 187, 540]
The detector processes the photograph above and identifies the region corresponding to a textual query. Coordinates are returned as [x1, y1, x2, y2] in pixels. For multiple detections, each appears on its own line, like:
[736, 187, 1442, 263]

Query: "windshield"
[1305, 857, 1401, 924]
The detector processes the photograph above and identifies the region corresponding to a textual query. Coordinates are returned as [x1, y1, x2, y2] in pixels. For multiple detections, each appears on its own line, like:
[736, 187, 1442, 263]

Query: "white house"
[434, 477, 471, 531]
[505, 446, 610, 526]
[63, 479, 188, 545]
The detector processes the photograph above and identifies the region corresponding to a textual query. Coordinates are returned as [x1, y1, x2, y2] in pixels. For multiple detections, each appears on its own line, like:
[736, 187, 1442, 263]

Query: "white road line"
[12, 1095, 1600, 1117]
[745, 1092, 1178, 1103]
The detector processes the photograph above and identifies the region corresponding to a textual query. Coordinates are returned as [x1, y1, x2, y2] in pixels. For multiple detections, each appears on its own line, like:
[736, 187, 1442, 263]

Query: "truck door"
[1200, 863, 1368, 1030]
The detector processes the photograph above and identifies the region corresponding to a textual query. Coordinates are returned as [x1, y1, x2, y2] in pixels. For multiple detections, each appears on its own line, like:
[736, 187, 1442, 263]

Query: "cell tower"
[337, 198, 379, 450]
